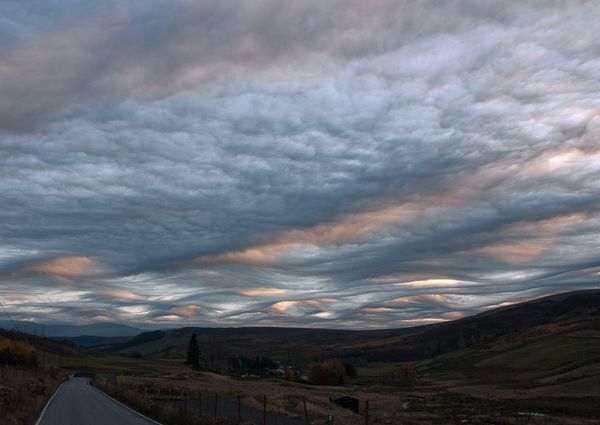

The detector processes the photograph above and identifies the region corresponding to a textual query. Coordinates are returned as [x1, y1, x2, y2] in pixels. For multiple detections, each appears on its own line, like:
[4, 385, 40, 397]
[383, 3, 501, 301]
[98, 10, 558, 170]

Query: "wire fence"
[94, 379, 371, 425]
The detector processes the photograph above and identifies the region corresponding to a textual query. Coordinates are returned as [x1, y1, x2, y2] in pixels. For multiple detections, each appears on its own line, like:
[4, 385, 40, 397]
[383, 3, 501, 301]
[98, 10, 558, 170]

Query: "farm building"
[329, 394, 359, 413]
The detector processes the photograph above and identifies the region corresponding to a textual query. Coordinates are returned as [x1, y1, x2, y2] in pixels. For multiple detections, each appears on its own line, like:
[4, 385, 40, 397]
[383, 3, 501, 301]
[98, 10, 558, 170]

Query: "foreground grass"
[93, 378, 231, 425]
[0, 366, 66, 425]
[107, 366, 600, 425]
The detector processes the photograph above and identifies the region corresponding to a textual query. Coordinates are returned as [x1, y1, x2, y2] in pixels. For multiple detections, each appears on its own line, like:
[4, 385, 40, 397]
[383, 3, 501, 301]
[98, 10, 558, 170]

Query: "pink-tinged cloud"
[369, 274, 472, 288]
[465, 212, 592, 264]
[3, 0, 464, 128]
[187, 143, 600, 268]
[101, 289, 143, 301]
[519, 146, 600, 178]
[24, 256, 97, 277]
[269, 299, 335, 316]
[90, 315, 115, 322]
[472, 238, 553, 264]
[361, 307, 394, 314]
[190, 192, 472, 266]
[155, 315, 181, 321]
[238, 287, 289, 297]
[388, 294, 451, 306]
[397, 317, 448, 325]
[169, 305, 199, 317]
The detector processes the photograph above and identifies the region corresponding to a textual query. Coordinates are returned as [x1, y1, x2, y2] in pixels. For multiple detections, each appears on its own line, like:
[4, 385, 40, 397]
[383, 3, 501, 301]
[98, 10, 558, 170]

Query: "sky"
[0, 0, 599, 329]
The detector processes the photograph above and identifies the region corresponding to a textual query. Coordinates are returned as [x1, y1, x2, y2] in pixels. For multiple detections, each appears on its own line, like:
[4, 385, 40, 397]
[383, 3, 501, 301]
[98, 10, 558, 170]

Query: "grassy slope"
[421, 335, 600, 379]
[348, 291, 600, 420]
[354, 325, 600, 420]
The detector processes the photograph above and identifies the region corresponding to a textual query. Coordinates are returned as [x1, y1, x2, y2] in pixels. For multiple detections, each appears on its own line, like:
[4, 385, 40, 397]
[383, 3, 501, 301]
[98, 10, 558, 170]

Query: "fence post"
[303, 397, 310, 425]
[365, 400, 369, 425]
[238, 394, 241, 424]
[263, 394, 267, 425]
[214, 392, 218, 418]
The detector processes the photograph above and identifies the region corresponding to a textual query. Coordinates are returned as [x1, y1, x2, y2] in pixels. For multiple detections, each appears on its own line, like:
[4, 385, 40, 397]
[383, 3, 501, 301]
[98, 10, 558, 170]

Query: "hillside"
[0, 328, 80, 359]
[0, 321, 143, 338]
[334, 289, 600, 361]
[52, 335, 132, 348]
[107, 289, 600, 367]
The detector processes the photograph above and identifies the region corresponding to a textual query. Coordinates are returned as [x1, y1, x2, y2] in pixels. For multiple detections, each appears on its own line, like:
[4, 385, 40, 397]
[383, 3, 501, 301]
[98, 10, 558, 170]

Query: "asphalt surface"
[36, 377, 159, 425]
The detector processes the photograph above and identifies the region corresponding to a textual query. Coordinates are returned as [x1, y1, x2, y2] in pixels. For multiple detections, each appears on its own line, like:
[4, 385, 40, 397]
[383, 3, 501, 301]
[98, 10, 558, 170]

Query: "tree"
[308, 359, 346, 385]
[393, 362, 418, 386]
[344, 363, 357, 378]
[0, 337, 36, 367]
[284, 367, 295, 381]
[184, 333, 200, 371]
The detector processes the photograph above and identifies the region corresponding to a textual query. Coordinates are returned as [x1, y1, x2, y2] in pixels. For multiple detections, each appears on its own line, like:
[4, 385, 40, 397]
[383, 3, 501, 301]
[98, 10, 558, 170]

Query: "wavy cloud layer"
[0, 0, 599, 328]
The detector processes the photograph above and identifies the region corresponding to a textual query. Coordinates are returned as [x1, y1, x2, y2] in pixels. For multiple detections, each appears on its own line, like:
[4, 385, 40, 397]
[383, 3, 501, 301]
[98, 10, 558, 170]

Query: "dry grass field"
[102, 359, 599, 425]
[0, 367, 66, 425]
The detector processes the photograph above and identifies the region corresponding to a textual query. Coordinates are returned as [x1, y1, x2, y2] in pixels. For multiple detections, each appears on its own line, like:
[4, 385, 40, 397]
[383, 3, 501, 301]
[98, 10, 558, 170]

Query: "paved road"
[36, 377, 159, 425]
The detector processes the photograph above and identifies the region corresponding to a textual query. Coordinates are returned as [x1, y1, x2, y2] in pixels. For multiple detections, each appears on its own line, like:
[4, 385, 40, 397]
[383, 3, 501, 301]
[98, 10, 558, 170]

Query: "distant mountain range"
[0, 321, 143, 338]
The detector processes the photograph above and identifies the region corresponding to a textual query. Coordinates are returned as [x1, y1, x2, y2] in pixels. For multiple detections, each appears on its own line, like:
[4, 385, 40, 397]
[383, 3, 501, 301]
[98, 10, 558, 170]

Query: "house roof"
[329, 394, 358, 402]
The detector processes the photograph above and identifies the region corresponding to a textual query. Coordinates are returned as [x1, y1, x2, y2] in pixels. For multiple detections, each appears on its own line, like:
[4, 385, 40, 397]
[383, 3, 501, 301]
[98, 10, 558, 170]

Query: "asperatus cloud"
[0, 0, 598, 329]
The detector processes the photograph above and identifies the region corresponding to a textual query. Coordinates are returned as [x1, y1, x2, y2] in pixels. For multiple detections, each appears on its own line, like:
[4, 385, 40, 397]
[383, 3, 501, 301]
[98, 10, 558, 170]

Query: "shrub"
[284, 367, 295, 381]
[393, 362, 419, 386]
[343, 363, 357, 378]
[0, 338, 37, 367]
[309, 359, 346, 385]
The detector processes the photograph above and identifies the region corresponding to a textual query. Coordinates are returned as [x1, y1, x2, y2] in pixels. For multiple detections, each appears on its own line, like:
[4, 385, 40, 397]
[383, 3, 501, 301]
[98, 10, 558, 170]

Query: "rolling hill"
[333, 289, 600, 362]
[0, 327, 80, 358]
[105, 289, 600, 370]
[0, 321, 143, 338]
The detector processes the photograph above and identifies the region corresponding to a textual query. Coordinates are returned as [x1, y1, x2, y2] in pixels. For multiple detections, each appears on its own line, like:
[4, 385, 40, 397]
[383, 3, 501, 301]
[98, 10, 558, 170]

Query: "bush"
[0, 338, 37, 367]
[393, 362, 419, 386]
[284, 367, 295, 381]
[309, 359, 346, 385]
[344, 363, 357, 378]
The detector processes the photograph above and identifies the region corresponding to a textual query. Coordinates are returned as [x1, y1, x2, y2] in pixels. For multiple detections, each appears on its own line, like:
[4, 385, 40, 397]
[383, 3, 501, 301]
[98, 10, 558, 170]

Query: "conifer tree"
[184, 333, 200, 371]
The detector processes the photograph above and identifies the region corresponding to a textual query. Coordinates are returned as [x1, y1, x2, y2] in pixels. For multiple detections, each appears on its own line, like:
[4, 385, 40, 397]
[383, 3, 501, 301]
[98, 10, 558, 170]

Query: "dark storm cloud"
[0, 0, 599, 327]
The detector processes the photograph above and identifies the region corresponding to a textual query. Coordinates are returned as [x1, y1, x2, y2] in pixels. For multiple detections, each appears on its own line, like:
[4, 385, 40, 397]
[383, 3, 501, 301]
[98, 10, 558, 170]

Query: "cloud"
[0, 0, 598, 328]
[22, 256, 98, 277]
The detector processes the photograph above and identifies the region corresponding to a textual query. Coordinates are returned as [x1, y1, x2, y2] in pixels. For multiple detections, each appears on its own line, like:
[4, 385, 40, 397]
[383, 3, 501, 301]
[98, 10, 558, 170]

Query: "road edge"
[90, 383, 162, 425]
[34, 380, 67, 425]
